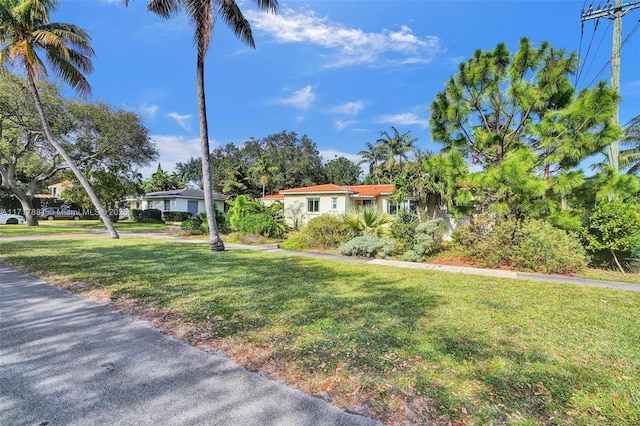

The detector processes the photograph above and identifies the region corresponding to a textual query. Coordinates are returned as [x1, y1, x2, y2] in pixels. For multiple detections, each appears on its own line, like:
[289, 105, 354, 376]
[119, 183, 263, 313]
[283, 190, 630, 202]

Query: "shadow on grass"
[1, 238, 633, 424]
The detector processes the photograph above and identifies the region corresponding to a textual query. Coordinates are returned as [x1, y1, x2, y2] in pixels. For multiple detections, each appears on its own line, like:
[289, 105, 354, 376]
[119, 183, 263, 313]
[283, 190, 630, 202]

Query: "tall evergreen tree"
[430, 38, 622, 217]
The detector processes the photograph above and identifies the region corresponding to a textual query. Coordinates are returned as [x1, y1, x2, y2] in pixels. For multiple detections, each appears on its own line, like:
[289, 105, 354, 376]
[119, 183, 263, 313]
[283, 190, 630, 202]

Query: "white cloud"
[138, 135, 203, 177]
[139, 104, 159, 119]
[246, 8, 441, 68]
[275, 85, 315, 110]
[319, 149, 362, 165]
[330, 101, 364, 116]
[378, 112, 429, 128]
[167, 112, 192, 131]
[335, 120, 355, 131]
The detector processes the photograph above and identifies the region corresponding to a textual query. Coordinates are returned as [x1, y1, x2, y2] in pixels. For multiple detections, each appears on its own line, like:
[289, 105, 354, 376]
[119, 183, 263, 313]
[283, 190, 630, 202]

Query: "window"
[362, 199, 373, 207]
[307, 197, 320, 212]
[388, 200, 410, 215]
[331, 197, 338, 210]
[164, 200, 170, 211]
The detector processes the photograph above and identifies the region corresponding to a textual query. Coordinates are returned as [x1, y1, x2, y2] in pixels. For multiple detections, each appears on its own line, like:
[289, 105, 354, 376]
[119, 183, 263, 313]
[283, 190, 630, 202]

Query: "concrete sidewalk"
[0, 265, 379, 426]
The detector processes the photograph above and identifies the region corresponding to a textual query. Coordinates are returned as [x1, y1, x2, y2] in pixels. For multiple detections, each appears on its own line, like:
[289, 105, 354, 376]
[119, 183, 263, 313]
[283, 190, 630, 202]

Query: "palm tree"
[621, 115, 640, 175]
[0, 0, 119, 237]
[376, 126, 417, 177]
[128, 0, 278, 251]
[357, 141, 384, 184]
[248, 154, 277, 197]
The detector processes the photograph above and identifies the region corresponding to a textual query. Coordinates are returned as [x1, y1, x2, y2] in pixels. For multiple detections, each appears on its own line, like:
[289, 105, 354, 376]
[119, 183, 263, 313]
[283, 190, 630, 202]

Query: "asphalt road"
[0, 264, 380, 426]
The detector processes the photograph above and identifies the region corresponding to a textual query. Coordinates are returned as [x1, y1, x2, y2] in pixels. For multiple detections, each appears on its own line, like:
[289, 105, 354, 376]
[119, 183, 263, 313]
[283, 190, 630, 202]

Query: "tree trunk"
[13, 190, 38, 226]
[611, 249, 625, 274]
[196, 53, 224, 251]
[27, 75, 119, 239]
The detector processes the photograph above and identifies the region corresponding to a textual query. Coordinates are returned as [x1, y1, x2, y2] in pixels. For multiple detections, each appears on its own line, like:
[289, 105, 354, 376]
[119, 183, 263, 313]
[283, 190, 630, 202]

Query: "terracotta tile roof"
[279, 184, 396, 197]
[344, 184, 396, 197]
[48, 180, 74, 188]
[261, 193, 284, 200]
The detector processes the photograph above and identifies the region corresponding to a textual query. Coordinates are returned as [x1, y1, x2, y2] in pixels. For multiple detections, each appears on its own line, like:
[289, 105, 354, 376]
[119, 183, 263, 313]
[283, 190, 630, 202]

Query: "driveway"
[0, 264, 379, 426]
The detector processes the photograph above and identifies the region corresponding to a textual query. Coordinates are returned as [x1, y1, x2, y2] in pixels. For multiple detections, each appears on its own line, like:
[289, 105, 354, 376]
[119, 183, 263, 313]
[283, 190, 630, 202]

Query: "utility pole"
[581, 0, 640, 171]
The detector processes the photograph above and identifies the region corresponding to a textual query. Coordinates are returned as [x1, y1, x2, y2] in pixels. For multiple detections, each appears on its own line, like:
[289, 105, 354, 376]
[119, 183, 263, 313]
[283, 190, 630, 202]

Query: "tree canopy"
[429, 38, 622, 217]
[0, 74, 156, 224]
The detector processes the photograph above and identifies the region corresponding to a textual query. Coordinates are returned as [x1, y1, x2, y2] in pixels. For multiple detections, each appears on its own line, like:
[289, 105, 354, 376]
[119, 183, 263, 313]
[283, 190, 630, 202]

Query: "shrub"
[131, 209, 143, 222]
[468, 218, 587, 274]
[304, 214, 348, 249]
[142, 209, 163, 223]
[390, 210, 419, 253]
[279, 232, 310, 251]
[163, 211, 192, 222]
[196, 206, 230, 234]
[584, 199, 640, 272]
[339, 235, 396, 258]
[402, 218, 445, 262]
[180, 217, 204, 235]
[237, 213, 283, 238]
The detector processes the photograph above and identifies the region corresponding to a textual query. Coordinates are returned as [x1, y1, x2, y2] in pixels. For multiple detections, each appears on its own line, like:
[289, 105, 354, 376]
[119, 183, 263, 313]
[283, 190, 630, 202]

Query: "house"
[127, 189, 227, 218]
[261, 184, 407, 227]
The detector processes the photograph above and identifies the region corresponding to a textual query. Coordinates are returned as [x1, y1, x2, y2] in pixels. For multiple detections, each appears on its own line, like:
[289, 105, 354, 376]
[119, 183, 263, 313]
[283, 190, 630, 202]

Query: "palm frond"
[146, 0, 182, 18]
[216, 0, 254, 48]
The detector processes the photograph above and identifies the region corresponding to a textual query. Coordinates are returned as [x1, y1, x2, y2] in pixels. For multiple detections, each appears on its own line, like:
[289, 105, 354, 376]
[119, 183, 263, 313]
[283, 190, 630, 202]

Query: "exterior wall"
[282, 193, 348, 227]
[130, 198, 226, 217]
[281, 193, 392, 227]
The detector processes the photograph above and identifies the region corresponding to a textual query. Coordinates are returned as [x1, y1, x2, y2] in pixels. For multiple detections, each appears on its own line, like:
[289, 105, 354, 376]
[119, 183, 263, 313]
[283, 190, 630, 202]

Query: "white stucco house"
[127, 189, 227, 218]
[261, 184, 409, 227]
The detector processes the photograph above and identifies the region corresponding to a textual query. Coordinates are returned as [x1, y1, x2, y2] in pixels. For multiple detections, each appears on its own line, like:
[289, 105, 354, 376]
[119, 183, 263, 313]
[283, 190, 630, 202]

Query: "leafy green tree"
[175, 156, 203, 188]
[324, 156, 361, 185]
[0, 74, 156, 225]
[248, 154, 277, 197]
[221, 163, 249, 196]
[143, 164, 185, 193]
[430, 38, 622, 217]
[131, 0, 278, 251]
[0, 0, 120, 237]
[585, 198, 640, 273]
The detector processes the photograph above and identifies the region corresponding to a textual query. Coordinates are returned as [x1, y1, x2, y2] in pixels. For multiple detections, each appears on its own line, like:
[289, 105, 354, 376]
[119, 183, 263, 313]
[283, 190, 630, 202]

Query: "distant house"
[261, 184, 406, 227]
[127, 189, 227, 218]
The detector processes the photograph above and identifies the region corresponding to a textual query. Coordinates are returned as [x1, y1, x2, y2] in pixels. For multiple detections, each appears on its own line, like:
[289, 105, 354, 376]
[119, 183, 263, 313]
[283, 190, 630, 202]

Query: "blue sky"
[54, 1, 640, 177]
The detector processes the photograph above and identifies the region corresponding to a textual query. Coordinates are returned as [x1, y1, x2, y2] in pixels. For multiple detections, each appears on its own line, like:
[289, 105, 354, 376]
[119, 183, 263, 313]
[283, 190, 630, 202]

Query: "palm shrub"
[402, 218, 445, 262]
[343, 207, 394, 237]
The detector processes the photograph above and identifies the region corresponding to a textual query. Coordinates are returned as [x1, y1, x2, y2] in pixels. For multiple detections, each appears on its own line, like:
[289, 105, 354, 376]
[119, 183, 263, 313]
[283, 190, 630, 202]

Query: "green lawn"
[39, 220, 173, 233]
[1, 237, 638, 425]
[0, 224, 99, 236]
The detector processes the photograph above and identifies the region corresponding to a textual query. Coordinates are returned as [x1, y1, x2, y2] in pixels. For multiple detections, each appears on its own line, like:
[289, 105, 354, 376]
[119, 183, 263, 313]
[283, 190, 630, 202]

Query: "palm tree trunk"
[196, 53, 224, 251]
[27, 75, 119, 239]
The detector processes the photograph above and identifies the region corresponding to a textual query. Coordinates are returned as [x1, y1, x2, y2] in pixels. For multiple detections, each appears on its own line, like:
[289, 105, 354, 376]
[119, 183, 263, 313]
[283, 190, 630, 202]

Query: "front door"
[187, 200, 199, 217]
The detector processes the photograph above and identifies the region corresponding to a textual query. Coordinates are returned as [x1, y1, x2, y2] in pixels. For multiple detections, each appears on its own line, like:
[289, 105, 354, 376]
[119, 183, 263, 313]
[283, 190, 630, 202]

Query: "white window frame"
[307, 197, 320, 213]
